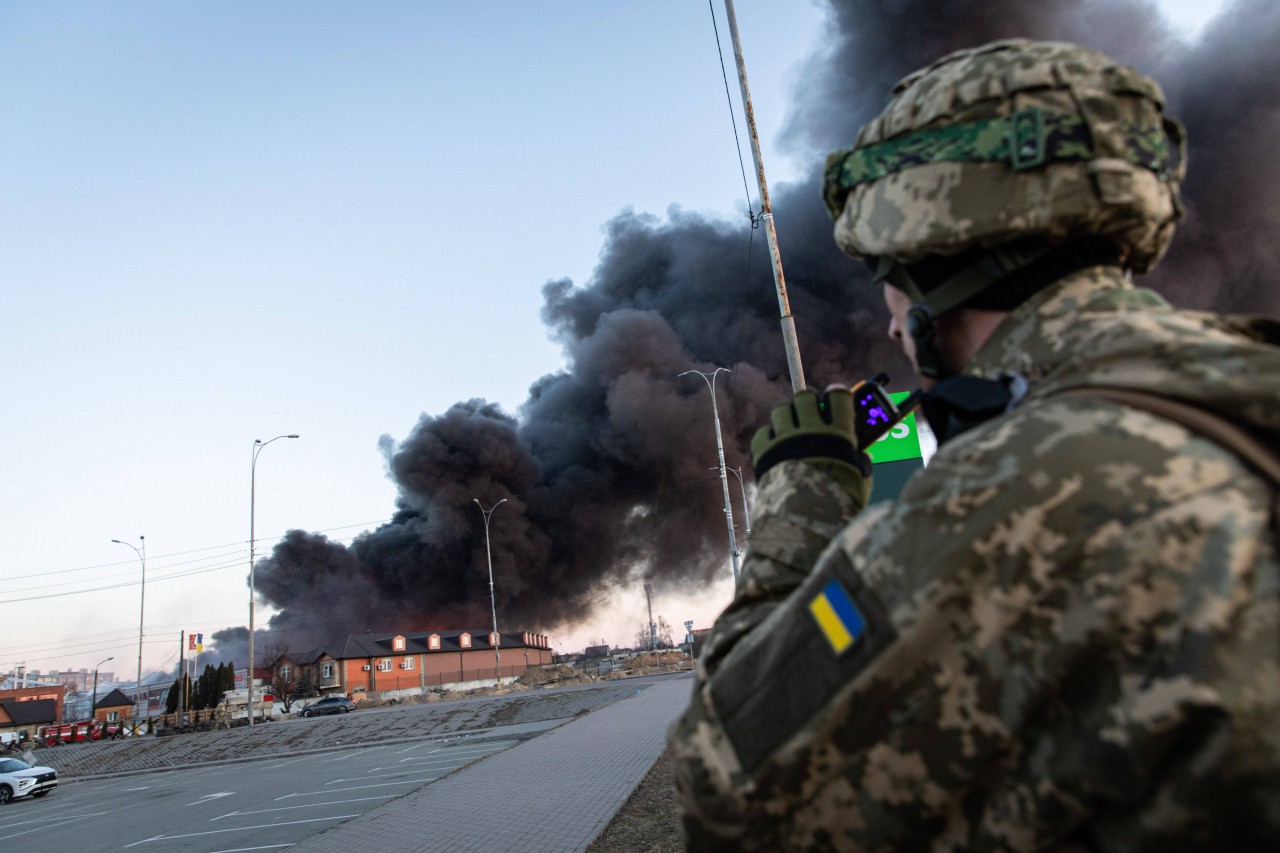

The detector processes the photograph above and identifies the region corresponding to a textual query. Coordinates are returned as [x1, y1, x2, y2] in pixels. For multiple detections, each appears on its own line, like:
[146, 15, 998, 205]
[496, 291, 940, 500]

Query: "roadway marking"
[400, 740, 514, 760]
[212, 795, 396, 820]
[366, 755, 487, 773]
[394, 742, 429, 753]
[120, 786, 151, 791]
[352, 740, 511, 770]
[0, 803, 119, 827]
[277, 777, 438, 798]
[124, 815, 358, 846]
[347, 768, 448, 781]
[0, 807, 131, 842]
[325, 746, 386, 761]
[266, 755, 316, 768]
[208, 846, 293, 853]
[188, 792, 235, 806]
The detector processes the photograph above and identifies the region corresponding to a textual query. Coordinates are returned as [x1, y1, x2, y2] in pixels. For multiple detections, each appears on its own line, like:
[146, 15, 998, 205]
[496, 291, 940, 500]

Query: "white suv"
[0, 757, 57, 804]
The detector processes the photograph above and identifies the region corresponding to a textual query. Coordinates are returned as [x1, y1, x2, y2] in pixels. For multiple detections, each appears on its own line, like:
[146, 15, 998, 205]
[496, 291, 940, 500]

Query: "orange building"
[91, 688, 135, 724]
[0, 685, 65, 725]
[274, 630, 554, 701]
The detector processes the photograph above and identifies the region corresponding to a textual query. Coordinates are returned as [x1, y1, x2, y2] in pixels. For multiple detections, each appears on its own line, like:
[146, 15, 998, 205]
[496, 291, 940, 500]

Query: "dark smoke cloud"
[227, 0, 1279, 660]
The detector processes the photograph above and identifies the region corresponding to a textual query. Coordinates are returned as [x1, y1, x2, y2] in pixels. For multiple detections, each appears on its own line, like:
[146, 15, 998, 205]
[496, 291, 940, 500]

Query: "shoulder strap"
[1055, 386, 1280, 488]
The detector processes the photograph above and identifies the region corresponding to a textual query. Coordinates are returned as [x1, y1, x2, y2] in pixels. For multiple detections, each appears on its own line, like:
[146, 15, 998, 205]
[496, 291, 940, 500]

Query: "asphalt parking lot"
[0, 736, 526, 853]
[2, 675, 694, 853]
[32, 682, 643, 780]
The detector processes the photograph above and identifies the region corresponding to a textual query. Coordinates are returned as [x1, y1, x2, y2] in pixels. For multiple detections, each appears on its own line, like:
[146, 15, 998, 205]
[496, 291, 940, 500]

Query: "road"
[0, 734, 523, 852]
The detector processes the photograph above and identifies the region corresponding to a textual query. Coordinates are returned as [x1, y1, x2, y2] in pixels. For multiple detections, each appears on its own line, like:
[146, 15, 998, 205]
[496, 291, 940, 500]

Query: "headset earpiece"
[906, 303, 943, 379]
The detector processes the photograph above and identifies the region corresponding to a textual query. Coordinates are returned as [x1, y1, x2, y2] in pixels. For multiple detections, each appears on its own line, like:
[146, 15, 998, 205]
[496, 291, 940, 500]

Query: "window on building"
[460, 633, 472, 649]
[377, 659, 392, 672]
[280, 664, 292, 681]
[322, 663, 334, 679]
[107, 711, 119, 722]
[429, 634, 441, 650]
[402, 658, 415, 670]
[393, 635, 406, 652]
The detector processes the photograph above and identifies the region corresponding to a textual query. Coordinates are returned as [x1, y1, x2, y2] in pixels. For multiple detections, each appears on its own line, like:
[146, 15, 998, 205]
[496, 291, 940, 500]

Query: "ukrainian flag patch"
[808, 578, 866, 655]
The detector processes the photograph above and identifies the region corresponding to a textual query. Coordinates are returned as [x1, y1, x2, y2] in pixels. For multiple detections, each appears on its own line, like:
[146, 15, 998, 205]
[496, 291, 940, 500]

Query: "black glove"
[751, 389, 872, 506]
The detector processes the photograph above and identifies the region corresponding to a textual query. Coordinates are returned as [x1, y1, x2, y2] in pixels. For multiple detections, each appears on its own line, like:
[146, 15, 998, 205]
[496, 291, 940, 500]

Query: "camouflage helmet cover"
[825, 39, 1185, 273]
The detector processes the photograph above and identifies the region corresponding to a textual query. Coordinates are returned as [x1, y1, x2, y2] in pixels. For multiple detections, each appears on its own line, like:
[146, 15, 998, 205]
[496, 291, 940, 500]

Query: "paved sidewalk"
[291, 672, 694, 853]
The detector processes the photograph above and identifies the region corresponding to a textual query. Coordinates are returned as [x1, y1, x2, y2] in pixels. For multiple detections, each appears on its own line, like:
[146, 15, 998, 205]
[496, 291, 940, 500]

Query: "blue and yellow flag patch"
[808, 578, 866, 655]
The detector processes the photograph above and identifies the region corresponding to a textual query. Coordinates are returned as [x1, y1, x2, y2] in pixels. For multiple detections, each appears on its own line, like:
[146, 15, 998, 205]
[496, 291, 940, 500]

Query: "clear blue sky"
[0, 1, 1222, 681]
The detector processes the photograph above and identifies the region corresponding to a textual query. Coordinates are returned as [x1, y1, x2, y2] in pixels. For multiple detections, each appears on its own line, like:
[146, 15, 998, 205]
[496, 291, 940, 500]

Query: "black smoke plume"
[232, 0, 1279, 658]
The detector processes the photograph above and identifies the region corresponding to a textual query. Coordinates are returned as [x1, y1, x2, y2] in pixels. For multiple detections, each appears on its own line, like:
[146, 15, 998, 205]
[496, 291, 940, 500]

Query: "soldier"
[669, 39, 1280, 850]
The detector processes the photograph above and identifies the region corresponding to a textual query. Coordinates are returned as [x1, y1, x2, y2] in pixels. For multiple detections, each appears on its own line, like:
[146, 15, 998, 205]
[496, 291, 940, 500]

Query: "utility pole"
[724, 0, 805, 394]
[645, 583, 657, 651]
[177, 631, 185, 721]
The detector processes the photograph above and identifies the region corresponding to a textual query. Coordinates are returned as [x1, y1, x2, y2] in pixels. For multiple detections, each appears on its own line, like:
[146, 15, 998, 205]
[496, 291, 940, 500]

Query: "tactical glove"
[751, 389, 872, 508]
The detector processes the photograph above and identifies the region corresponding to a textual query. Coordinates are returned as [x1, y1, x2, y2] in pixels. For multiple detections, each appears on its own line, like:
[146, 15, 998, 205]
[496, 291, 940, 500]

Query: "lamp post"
[90, 656, 114, 722]
[248, 434, 299, 728]
[473, 498, 507, 683]
[111, 536, 145, 720]
[680, 368, 741, 584]
[723, 466, 751, 539]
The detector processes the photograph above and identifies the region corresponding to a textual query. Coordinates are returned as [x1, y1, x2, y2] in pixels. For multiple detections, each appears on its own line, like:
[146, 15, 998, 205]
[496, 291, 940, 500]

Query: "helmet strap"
[906, 303, 944, 380]
[878, 240, 1054, 379]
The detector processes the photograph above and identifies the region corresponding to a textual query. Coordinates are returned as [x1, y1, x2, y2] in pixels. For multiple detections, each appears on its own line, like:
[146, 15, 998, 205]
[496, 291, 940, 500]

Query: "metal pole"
[680, 368, 741, 584]
[645, 582, 656, 651]
[473, 498, 507, 683]
[728, 467, 751, 539]
[92, 656, 113, 721]
[723, 0, 805, 394]
[177, 630, 185, 721]
[112, 536, 145, 720]
[248, 434, 299, 727]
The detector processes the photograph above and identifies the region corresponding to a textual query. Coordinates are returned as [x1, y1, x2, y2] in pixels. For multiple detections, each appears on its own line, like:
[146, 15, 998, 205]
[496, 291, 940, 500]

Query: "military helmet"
[824, 39, 1185, 290]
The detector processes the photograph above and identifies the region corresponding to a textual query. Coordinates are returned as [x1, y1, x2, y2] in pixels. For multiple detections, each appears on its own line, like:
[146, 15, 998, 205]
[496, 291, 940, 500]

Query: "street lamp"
[719, 466, 751, 539]
[248, 433, 299, 728]
[90, 656, 114, 722]
[111, 536, 145, 721]
[473, 498, 507, 683]
[680, 367, 741, 584]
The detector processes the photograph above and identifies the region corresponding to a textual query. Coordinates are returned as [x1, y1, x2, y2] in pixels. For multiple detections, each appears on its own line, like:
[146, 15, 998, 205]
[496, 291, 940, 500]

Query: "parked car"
[296, 696, 356, 717]
[0, 757, 57, 804]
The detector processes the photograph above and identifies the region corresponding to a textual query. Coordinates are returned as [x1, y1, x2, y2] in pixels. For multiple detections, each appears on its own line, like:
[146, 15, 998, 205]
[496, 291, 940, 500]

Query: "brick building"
[0, 697, 58, 740]
[91, 688, 135, 724]
[0, 685, 65, 726]
[272, 630, 554, 700]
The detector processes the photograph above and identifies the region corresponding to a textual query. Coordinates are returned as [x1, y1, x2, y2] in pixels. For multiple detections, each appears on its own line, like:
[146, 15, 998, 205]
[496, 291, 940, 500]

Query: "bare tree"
[260, 637, 299, 713]
[655, 616, 675, 649]
[634, 616, 676, 651]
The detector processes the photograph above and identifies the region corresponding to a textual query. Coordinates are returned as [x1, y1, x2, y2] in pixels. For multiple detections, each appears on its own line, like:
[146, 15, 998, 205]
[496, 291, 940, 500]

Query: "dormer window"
[460, 633, 472, 649]
[392, 635, 406, 652]
[428, 634, 441, 650]
[490, 632, 500, 648]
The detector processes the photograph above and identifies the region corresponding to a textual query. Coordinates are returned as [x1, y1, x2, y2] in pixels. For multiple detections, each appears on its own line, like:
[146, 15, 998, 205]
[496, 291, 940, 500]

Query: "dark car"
[296, 696, 357, 717]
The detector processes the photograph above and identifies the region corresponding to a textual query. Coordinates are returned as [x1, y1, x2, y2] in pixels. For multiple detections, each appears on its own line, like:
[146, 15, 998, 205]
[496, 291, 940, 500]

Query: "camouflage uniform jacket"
[670, 266, 1280, 851]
